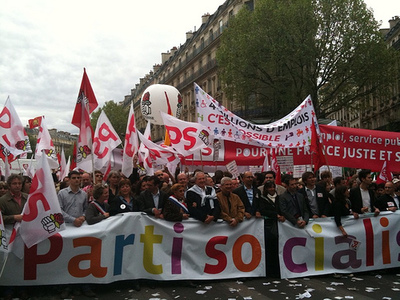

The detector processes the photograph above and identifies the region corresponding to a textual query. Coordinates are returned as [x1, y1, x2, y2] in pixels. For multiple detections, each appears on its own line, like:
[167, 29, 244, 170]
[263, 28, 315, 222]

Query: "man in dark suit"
[299, 171, 331, 218]
[375, 181, 399, 212]
[279, 176, 309, 228]
[137, 175, 167, 218]
[349, 169, 379, 215]
[233, 171, 262, 218]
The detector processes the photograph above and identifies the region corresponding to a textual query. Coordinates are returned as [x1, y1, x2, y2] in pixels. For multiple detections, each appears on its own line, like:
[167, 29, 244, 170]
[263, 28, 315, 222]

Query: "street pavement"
[5, 268, 400, 299]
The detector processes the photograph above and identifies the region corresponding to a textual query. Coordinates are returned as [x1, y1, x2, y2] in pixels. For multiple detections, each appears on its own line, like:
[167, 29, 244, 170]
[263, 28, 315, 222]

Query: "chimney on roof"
[202, 13, 210, 24]
[186, 31, 193, 40]
[389, 16, 400, 29]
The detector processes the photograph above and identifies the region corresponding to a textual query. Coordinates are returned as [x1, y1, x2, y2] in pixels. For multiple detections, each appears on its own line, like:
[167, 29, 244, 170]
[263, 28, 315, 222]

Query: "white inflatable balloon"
[140, 84, 183, 125]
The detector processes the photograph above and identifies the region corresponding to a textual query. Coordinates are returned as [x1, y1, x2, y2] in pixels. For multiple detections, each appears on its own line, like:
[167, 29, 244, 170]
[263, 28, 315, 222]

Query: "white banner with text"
[0, 213, 265, 286]
[279, 211, 400, 278]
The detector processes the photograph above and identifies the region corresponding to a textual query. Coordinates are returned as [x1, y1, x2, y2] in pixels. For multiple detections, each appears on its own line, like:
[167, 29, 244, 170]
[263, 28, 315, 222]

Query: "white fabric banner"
[0, 214, 265, 285]
[20, 154, 66, 248]
[0, 97, 31, 157]
[93, 111, 122, 171]
[121, 103, 139, 177]
[161, 111, 214, 157]
[278, 211, 400, 279]
[35, 117, 59, 169]
[195, 83, 315, 148]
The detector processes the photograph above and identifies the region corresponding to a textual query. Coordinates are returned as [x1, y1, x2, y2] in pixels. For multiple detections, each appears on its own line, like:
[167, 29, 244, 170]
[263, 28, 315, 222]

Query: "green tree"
[217, 0, 399, 118]
[90, 101, 129, 144]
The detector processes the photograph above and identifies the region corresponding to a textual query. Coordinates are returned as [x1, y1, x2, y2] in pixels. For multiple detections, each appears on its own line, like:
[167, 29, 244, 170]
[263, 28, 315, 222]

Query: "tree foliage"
[217, 0, 399, 118]
[90, 101, 129, 143]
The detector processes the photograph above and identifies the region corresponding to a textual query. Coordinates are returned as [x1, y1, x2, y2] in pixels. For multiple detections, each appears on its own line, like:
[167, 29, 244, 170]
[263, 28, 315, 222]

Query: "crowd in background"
[1, 161, 399, 299]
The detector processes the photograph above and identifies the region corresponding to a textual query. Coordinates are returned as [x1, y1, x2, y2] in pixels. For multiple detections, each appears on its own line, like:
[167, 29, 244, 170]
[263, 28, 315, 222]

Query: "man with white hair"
[217, 177, 244, 227]
[186, 171, 220, 224]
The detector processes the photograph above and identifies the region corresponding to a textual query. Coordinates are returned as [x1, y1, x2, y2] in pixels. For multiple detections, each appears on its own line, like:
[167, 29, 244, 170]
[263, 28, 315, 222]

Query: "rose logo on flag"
[199, 129, 211, 146]
[77, 145, 91, 162]
[15, 139, 30, 151]
[41, 213, 64, 234]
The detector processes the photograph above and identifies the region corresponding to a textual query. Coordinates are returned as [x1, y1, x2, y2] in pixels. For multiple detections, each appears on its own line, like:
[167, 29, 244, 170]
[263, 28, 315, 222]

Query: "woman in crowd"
[107, 170, 121, 200]
[133, 177, 148, 198]
[259, 181, 285, 278]
[22, 176, 32, 194]
[332, 185, 359, 237]
[0, 181, 8, 197]
[163, 183, 189, 222]
[109, 179, 141, 215]
[86, 184, 110, 225]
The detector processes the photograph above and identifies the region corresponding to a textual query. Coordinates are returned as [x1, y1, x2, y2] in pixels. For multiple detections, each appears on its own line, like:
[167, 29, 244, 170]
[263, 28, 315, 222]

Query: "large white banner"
[0, 213, 265, 286]
[195, 83, 315, 148]
[278, 211, 400, 279]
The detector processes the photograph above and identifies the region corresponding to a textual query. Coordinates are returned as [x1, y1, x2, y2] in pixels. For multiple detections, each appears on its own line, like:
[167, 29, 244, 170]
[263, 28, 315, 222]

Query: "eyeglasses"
[96, 174, 103, 177]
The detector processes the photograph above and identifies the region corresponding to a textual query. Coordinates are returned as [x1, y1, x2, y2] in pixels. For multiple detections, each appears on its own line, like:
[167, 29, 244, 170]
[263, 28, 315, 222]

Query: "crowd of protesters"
[1, 161, 399, 299]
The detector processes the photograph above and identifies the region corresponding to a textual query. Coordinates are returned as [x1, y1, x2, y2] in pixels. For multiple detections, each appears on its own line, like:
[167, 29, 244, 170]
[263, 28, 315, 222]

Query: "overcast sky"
[0, 0, 398, 134]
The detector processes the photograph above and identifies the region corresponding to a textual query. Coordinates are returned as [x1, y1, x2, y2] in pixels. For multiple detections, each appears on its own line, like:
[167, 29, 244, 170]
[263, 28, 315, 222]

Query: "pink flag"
[138, 131, 180, 167]
[93, 111, 122, 171]
[20, 153, 66, 248]
[76, 99, 94, 172]
[122, 103, 139, 177]
[0, 97, 32, 161]
[59, 147, 67, 181]
[161, 112, 213, 157]
[376, 161, 393, 184]
[35, 117, 59, 169]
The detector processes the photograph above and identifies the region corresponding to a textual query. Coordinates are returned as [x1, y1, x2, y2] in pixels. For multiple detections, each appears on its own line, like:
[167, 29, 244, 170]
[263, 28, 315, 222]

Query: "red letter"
[24, 233, 63, 280]
[204, 236, 228, 274]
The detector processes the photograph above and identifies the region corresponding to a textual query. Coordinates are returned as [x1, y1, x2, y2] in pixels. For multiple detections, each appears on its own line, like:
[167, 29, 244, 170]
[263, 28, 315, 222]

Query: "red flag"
[71, 68, 98, 128]
[70, 142, 77, 170]
[310, 119, 327, 172]
[28, 116, 43, 129]
[376, 161, 393, 184]
[270, 149, 282, 185]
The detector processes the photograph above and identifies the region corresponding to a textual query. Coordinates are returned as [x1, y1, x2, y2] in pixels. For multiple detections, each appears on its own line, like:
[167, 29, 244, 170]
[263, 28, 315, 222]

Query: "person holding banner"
[217, 177, 245, 227]
[138, 175, 167, 218]
[375, 181, 399, 212]
[349, 169, 380, 216]
[233, 171, 261, 219]
[86, 184, 110, 225]
[332, 185, 359, 237]
[299, 171, 331, 218]
[259, 181, 285, 278]
[279, 176, 309, 228]
[57, 170, 87, 227]
[0, 174, 28, 224]
[163, 183, 190, 222]
[109, 179, 142, 216]
[186, 172, 221, 224]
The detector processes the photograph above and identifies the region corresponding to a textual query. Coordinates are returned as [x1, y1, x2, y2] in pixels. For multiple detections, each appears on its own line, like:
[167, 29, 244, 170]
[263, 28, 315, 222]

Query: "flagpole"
[200, 149, 204, 171]
[16, 158, 23, 175]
